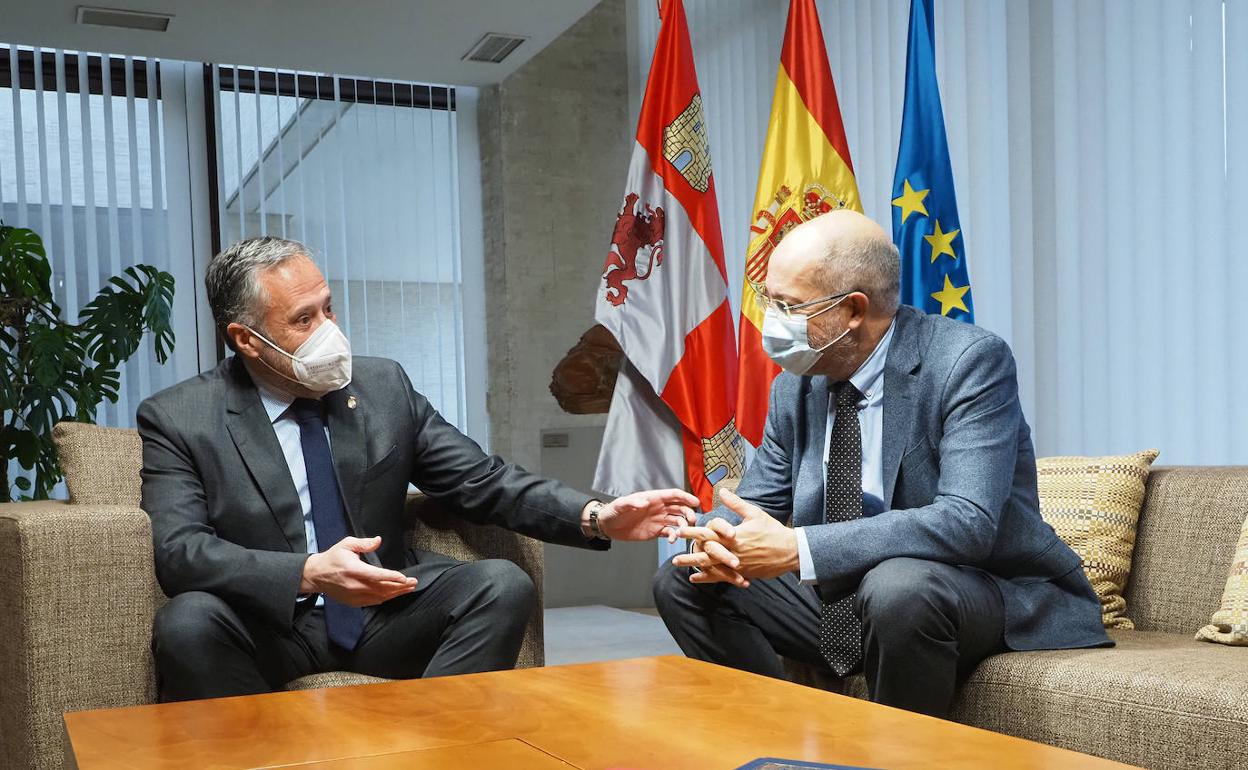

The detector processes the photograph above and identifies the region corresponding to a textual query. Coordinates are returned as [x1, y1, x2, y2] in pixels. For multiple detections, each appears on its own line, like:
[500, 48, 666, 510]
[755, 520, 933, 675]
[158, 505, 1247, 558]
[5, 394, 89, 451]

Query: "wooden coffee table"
[64, 656, 1137, 769]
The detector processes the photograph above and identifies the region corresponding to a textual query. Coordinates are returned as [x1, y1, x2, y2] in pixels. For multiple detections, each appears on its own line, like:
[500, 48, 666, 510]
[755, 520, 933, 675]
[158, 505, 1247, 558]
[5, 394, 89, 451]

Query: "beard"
[252, 334, 303, 391]
[807, 322, 858, 380]
[817, 339, 858, 379]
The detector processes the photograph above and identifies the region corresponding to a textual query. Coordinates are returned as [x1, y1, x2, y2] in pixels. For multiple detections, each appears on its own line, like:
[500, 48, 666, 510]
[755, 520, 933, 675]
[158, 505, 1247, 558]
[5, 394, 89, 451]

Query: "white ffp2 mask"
[248, 320, 353, 394]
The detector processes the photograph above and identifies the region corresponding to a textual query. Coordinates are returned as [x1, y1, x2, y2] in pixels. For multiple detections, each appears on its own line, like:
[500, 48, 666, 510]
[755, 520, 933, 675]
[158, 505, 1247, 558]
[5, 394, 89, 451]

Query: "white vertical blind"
[629, 0, 1248, 465]
[210, 66, 470, 431]
[1, 43, 486, 497]
[0, 47, 197, 427]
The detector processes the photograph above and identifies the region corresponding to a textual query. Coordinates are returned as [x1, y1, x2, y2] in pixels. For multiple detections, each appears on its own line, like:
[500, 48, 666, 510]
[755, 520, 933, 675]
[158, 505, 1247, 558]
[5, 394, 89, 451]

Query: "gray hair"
[814, 232, 901, 317]
[205, 236, 310, 350]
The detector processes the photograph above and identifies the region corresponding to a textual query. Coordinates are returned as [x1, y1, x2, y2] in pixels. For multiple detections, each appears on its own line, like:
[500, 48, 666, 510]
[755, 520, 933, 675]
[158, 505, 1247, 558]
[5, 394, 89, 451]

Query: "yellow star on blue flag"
[891, 0, 973, 322]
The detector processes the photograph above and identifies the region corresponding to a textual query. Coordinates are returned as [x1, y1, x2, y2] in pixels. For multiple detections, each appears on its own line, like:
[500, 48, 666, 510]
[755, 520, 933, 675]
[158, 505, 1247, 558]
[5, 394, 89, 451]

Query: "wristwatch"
[585, 500, 609, 540]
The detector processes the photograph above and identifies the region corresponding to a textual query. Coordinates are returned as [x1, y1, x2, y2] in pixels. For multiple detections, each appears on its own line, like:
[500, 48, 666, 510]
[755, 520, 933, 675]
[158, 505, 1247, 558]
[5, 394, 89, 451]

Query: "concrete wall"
[480, 0, 629, 474]
[478, 0, 654, 607]
[540, 425, 658, 608]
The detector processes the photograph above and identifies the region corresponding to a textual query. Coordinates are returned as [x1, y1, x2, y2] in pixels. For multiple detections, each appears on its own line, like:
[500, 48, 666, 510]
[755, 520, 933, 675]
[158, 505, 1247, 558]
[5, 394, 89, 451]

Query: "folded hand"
[673, 488, 799, 585]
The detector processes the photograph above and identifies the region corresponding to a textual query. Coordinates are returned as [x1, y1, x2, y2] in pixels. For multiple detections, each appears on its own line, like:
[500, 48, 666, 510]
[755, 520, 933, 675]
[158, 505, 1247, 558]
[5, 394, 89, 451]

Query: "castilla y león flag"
[737, 0, 862, 447]
[592, 0, 743, 512]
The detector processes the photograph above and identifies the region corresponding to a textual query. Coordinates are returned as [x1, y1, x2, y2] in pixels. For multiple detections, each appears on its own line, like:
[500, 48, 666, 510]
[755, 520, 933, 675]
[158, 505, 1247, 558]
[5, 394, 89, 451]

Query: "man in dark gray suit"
[654, 211, 1108, 718]
[140, 236, 699, 702]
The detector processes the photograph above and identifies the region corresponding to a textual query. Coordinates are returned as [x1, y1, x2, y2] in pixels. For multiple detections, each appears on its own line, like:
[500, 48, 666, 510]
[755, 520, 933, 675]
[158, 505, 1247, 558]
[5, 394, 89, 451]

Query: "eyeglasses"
[755, 288, 856, 319]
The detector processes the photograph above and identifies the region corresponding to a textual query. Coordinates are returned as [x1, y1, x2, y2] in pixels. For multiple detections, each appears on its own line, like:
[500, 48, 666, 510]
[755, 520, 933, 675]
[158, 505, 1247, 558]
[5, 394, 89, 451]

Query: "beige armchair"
[0, 423, 545, 770]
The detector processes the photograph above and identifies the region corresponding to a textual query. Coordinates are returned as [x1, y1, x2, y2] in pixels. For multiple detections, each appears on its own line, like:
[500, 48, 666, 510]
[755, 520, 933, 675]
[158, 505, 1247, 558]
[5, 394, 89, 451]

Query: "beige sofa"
[0, 425, 545, 770]
[787, 466, 1248, 770]
[3, 421, 1245, 770]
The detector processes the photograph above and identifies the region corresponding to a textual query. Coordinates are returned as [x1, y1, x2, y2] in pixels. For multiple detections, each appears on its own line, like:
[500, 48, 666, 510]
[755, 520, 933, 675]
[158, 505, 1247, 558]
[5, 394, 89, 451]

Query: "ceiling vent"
[462, 33, 527, 64]
[76, 6, 174, 32]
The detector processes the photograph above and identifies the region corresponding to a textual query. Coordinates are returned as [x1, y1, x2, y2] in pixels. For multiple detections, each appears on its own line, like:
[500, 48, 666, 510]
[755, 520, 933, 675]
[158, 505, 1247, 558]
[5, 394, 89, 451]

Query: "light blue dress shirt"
[256, 381, 330, 603]
[794, 318, 897, 583]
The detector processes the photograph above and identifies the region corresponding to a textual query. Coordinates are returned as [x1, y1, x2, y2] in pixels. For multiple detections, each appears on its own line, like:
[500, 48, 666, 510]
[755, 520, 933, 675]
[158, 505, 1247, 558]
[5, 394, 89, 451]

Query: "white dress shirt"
[794, 318, 897, 583]
[256, 380, 330, 603]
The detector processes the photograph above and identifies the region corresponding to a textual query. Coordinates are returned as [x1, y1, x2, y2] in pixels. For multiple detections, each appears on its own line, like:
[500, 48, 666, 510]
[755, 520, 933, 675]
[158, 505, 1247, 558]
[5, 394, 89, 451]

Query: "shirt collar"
[847, 316, 898, 400]
[253, 376, 296, 424]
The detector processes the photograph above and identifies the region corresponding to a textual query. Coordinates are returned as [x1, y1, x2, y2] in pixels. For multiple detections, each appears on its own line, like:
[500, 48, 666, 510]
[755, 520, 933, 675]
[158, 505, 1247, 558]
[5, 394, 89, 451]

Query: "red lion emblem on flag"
[603, 192, 665, 307]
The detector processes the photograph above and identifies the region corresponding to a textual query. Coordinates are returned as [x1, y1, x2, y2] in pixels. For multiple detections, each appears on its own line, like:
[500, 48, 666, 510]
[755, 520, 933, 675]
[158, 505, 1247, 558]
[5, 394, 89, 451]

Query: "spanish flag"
[736, 0, 861, 447]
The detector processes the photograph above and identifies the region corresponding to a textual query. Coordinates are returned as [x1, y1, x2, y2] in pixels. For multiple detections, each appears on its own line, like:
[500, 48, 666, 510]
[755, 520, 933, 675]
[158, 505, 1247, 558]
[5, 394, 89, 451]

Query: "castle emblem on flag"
[662, 94, 712, 192]
[743, 182, 847, 294]
[701, 419, 746, 486]
[603, 192, 665, 307]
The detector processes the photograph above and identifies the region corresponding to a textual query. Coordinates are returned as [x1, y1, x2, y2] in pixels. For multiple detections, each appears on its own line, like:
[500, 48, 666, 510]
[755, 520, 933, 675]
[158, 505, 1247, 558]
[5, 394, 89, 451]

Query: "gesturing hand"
[674, 488, 799, 584]
[301, 536, 418, 607]
[593, 488, 701, 542]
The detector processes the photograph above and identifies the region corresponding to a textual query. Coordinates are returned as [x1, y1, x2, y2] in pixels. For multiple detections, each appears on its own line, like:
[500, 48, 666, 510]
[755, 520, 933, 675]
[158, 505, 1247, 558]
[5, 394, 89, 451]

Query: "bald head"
[767, 210, 900, 318]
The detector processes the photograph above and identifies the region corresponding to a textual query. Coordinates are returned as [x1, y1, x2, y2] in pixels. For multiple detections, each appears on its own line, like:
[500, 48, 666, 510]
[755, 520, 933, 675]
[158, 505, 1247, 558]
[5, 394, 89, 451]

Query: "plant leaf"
[0, 225, 52, 302]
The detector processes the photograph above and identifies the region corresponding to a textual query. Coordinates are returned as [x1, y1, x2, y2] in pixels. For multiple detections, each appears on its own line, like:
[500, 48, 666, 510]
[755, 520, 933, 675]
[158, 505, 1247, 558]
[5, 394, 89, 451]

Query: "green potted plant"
[0, 223, 176, 501]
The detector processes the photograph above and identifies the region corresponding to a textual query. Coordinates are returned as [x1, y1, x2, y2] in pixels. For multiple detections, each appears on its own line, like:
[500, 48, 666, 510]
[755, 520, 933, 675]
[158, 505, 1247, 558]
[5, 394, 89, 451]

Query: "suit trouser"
[152, 558, 536, 702]
[653, 555, 1006, 718]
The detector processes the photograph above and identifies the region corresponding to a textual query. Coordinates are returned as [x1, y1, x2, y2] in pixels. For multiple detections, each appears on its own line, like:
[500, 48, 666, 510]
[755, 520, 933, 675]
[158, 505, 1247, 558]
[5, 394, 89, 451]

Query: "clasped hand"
[671, 488, 799, 588]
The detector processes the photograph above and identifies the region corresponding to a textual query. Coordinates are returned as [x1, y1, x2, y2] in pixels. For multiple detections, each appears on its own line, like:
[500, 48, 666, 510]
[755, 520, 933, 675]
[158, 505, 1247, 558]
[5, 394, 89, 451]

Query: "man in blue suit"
[653, 210, 1108, 718]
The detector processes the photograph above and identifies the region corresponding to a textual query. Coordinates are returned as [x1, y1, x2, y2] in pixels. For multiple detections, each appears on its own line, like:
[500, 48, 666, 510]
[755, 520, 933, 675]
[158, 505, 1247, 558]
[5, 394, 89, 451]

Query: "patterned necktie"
[291, 398, 365, 651]
[818, 381, 865, 676]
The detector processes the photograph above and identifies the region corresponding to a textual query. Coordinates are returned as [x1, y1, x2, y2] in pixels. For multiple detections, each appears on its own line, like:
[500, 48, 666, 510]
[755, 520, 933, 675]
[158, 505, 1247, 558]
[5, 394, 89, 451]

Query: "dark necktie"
[291, 398, 365, 651]
[818, 381, 865, 676]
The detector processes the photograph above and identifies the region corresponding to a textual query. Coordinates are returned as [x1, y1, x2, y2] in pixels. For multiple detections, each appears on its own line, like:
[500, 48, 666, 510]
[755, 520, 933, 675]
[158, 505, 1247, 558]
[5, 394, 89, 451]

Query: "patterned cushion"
[1196, 511, 1248, 645]
[1037, 449, 1160, 629]
[50, 422, 143, 507]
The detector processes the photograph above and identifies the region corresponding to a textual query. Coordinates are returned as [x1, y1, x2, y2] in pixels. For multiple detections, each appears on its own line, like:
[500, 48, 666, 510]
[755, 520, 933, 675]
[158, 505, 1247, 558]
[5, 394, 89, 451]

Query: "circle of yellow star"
[930, 274, 971, 316]
[891, 179, 930, 224]
[924, 219, 960, 263]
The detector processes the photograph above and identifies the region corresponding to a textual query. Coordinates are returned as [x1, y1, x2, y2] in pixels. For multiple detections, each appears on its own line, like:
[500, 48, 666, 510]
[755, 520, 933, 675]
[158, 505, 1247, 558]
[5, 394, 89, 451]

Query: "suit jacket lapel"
[324, 385, 366, 532]
[224, 359, 305, 551]
[882, 308, 923, 509]
[795, 375, 830, 527]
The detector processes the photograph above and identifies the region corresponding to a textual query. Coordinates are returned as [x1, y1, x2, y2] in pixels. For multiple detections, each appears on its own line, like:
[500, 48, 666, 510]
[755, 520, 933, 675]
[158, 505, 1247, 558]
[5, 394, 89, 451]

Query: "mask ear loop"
[811, 324, 852, 353]
[805, 294, 853, 353]
[242, 325, 300, 362]
[240, 325, 310, 390]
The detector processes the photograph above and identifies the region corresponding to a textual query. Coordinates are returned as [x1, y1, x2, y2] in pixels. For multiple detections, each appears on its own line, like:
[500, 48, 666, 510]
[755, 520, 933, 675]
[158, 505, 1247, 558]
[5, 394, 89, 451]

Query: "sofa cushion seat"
[286, 671, 390, 691]
[946, 629, 1246, 768]
[786, 628, 1245, 768]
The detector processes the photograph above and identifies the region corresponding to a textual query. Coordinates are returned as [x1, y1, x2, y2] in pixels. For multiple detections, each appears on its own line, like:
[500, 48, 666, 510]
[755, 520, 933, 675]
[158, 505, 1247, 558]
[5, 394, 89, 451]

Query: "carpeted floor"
[543, 605, 682, 666]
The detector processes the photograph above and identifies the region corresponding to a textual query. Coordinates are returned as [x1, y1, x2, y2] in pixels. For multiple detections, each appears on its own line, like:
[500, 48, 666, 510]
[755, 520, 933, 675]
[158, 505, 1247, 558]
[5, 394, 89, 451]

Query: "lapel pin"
[347, 395, 358, 410]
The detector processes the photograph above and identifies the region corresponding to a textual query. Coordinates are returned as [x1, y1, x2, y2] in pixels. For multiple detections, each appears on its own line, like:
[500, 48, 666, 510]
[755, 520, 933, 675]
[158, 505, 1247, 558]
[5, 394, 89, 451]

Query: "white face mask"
[760, 295, 851, 376]
[247, 320, 353, 394]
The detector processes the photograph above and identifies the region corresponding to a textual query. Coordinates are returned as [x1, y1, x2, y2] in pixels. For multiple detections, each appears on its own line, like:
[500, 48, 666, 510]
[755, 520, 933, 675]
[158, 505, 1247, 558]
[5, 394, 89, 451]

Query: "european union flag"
[891, 0, 973, 322]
